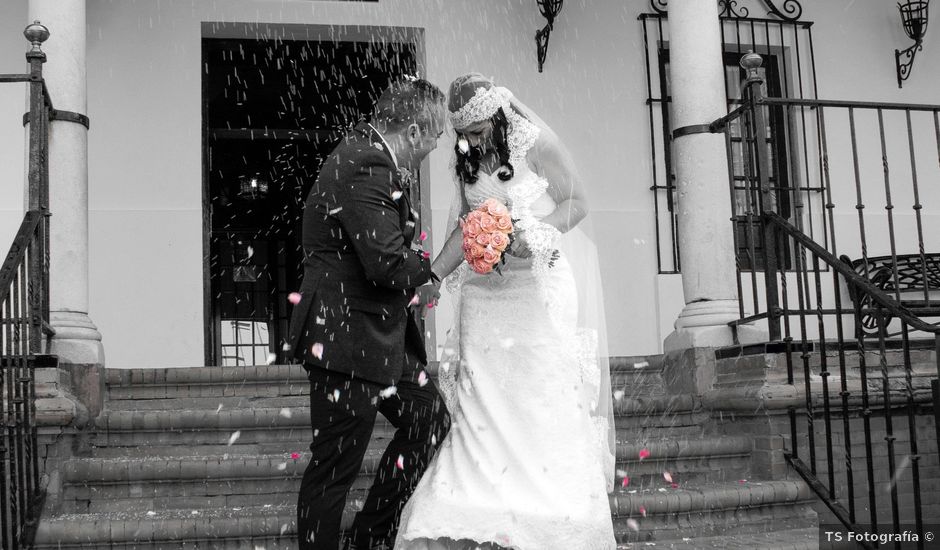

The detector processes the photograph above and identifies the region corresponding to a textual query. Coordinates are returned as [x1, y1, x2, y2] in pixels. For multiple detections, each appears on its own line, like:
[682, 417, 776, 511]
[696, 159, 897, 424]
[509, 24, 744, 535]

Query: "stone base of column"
[40, 311, 106, 426]
[664, 299, 768, 352]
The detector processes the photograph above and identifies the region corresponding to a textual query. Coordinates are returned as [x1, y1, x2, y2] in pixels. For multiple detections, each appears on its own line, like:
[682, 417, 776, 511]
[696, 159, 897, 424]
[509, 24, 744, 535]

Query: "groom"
[287, 78, 450, 549]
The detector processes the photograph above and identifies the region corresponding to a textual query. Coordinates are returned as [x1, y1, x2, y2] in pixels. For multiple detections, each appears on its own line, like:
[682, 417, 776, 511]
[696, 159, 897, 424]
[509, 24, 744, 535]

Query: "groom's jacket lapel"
[286, 122, 430, 385]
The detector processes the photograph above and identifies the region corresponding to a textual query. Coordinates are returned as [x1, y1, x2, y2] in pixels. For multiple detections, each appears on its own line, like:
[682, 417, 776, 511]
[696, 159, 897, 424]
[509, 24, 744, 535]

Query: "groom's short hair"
[372, 77, 445, 131]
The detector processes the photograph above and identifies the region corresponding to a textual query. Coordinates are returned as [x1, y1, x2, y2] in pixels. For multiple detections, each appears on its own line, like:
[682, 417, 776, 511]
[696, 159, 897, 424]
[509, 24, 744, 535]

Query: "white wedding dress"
[394, 114, 616, 550]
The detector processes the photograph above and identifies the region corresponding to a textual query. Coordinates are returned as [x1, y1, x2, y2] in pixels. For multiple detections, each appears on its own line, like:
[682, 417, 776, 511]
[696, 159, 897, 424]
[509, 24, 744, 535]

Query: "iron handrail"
[765, 211, 940, 335]
[0, 212, 43, 305]
[758, 96, 940, 113]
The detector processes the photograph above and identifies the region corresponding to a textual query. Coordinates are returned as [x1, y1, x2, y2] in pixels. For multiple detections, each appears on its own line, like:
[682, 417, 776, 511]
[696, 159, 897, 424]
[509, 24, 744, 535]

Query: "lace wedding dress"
[394, 112, 616, 550]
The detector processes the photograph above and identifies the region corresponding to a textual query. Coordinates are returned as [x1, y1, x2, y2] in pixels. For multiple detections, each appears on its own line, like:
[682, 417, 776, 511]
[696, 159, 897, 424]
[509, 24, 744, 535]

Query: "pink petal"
[626, 518, 639, 532]
[419, 231, 428, 241]
[663, 471, 673, 483]
[621, 476, 630, 488]
[418, 371, 429, 387]
[408, 295, 420, 307]
[311, 343, 324, 360]
[638, 449, 651, 460]
[422, 251, 431, 259]
[671, 483, 679, 489]
[426, 302, 435, 309]
[288, 292, 302, 305]
[639, 505, 647, 517]
[395, 455, 405, 470]
[290, 452, 300, 460]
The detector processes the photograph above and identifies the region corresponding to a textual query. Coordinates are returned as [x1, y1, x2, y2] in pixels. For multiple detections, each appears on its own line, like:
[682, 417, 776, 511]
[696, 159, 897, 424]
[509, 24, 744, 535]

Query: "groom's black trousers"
[297, 362, 450, 549]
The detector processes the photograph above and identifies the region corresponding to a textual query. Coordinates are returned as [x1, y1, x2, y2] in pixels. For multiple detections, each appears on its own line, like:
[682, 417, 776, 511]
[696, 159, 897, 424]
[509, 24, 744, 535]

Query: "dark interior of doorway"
[202, 36, 418, 366]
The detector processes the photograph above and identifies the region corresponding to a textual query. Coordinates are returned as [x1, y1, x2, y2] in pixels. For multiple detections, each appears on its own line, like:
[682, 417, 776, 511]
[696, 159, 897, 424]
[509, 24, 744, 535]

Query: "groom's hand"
[412, 284, 441, 318]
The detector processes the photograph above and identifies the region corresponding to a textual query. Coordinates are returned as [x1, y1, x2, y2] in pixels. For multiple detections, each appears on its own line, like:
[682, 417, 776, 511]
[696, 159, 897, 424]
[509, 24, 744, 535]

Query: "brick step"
[616, 436, 752, 486]
[617, 527, 819, 550]
[105, 394, 310, 411]
[611, 480, 817, 542]
[40, 480, 814, 548]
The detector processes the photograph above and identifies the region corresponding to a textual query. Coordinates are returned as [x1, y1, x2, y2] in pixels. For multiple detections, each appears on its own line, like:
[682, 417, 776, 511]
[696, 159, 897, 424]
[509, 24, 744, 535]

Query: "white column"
[28, 0, 104, 420]
[663, 0, 761, 351]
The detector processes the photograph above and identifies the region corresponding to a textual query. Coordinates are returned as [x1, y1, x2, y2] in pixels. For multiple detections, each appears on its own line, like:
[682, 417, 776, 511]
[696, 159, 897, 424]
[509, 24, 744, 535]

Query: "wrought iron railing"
[0, 22, 55, 549]
[710, 52, 940, 550]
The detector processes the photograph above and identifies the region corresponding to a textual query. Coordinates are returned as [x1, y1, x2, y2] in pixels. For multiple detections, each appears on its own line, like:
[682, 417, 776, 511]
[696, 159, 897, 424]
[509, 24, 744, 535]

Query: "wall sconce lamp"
[535, 0, 563, 72]
[896, 0, 930, 87]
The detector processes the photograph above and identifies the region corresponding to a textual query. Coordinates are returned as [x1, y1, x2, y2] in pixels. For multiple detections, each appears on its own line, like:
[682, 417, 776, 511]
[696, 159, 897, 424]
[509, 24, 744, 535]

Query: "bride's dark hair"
[454, 108, 514, 185]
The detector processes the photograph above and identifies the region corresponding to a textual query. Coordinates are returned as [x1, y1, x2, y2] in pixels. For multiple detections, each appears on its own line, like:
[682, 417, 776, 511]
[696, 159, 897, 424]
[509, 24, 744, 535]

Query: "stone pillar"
[663, 0, 762, 351]
[28, 0, 104, 423]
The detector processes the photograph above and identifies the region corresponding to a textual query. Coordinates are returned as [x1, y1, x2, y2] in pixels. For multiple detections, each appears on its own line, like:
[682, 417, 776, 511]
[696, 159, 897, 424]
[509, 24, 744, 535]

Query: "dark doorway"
[202, 34, 418, 366]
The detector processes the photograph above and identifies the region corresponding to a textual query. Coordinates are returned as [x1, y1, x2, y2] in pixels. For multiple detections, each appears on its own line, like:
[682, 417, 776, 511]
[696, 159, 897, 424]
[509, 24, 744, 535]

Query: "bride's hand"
[508, 230, 532, 259]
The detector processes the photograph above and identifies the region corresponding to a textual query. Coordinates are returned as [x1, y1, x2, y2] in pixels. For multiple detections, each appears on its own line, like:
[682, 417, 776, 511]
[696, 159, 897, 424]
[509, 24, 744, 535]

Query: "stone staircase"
[33, 357, 821, 549]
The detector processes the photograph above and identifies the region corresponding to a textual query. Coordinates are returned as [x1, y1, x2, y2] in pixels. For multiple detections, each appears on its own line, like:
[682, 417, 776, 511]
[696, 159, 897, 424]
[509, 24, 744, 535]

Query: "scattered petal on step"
[663, 472, 673, 483]
[739, 479, 747, 484]
[311, 342, 324, 360]
[616, 469, 628, 477]
[291, 452, 301, 460]
[191, 510, 199, 515]
[146, 511, 156, 517]
[682, 538, 692, 542]
[396, 455, 405, 470]
[657, 488, 667, 493]
[626, 518, 639, 532]
[670, 483, 679, 489]
[227, 431, 241, 446]
[380, 386, 398, 399]
[280, 524, 290, 536]
[639, 506, 647, 517]
[288, 292, 302, 305]
[628, 490, 637, 494]
[621, 476, 630, 488]
[613, 390, 625, 400]
[634, 361, 649, 369]
[216, 404, 223, 414]
[638, 448, 650, 460]
[263, 504, 272, 508]
[279, 408, 293, 419]
[418, 371, 429, 387]
[277, 463, 287, 471]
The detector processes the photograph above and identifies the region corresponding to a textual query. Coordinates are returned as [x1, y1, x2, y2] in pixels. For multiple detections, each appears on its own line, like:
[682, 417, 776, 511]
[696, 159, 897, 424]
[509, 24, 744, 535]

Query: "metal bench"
[839, 253, 940, 336]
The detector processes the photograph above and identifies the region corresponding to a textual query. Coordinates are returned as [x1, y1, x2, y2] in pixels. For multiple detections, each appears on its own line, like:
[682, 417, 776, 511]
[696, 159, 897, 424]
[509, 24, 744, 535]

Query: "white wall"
[0, 0, 938, 367]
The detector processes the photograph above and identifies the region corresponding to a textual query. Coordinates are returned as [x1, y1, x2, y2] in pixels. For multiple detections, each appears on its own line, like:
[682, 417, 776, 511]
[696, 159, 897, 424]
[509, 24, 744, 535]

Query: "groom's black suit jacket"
[287, 122, 431, 386]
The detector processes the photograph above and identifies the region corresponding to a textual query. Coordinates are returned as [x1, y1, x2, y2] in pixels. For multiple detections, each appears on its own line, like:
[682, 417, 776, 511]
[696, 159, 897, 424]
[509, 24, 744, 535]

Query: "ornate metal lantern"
[238, 174, 269, 200]
[535, 0, 564, 72]
[896, 0, 930, 87]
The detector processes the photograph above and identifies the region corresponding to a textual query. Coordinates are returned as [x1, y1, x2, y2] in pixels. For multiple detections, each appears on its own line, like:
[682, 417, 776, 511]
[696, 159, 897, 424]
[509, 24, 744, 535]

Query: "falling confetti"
[634, 361, 649, 369]
[671, 483, 679, 489]
[408, 295, 420, 307]
[311, 342, 324, 360]
[291, 452, 301, 460]
[613, 390, 625, 400]
[266, 353, 277, 365]
[426, 302, 435, 309]
[288, 292, 302, 305]
[396, 455, 405, 470]
[380, 386, 398, 399]
[458, 138, 470, 154]
[227, 431, 241, 446]
[422, 251, 431, 259]
[216, 404, 223, 414]
[431, 434, 437, 446]
[330, 389, 341, 402]
[277, 463, 288, 471]
[639, 506, 647, 517]
[639, 449, 650, 460]
[392, 190, 403, 201]
[146, 511, 156, 517]
[418, 371, 429, 387]
[279, 408, 292, 419]
[419, 231, 428, 241]
[626, 518, 639, 532]
[663, 472, 673, 483]
[622, 476, 630, 488]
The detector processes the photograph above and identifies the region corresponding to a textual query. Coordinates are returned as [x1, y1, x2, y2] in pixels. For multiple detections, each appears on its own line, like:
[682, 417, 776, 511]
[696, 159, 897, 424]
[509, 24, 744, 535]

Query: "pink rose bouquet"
[461, 198, 514, 275]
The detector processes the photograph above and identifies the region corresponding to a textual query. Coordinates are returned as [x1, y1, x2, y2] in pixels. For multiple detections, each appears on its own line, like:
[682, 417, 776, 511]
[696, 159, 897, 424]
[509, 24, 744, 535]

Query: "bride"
[393, 73, 617, 550]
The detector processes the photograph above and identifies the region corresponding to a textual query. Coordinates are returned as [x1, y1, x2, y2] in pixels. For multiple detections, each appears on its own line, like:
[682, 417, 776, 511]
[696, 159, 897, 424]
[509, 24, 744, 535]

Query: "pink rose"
[472, 258, 494, 274]
[479, 213, 497, 232]
[487, 201, 509, 217]
[482, 198, 501, 213]
[467, 210, 483, 223]
[482, 246, 499, 264]
[475, 232, 491, 246]
[490, 232, 508, 251]
[465, 220, 482, 238]
[469, 243, 486, 259]
[463, 236, 475, 250]
[495, 214, 513, 232]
